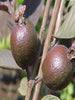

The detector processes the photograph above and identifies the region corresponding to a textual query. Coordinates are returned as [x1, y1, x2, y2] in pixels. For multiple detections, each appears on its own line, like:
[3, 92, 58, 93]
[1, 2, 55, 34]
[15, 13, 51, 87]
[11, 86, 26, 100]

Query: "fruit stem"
[26, 66, 34, 81]
[34, 77, 43, 85]
[25, 66, 35, 100]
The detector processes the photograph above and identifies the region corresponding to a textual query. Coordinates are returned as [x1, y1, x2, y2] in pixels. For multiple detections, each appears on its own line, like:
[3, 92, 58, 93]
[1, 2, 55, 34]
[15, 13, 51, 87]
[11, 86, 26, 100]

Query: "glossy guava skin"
[42, 45, 73, 90]
[11, 19, 38, 69]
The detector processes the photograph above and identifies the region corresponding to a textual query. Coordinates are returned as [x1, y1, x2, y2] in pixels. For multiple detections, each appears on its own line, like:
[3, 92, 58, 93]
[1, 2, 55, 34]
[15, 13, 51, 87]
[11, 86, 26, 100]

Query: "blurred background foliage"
[0, 0, 75, 100]
[60, 82, 75, 100]
[0, 34, 10, 49]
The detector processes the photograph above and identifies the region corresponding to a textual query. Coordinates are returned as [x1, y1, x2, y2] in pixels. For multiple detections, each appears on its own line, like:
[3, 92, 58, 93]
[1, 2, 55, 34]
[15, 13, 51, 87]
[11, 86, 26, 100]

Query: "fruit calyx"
[68, 40, 75, 60]
[15, 5, 26, 24]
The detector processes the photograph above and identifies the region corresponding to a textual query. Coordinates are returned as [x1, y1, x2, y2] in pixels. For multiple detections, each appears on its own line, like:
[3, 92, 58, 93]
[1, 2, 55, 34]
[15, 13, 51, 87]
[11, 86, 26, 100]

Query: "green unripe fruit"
[42, 45, 73, 90]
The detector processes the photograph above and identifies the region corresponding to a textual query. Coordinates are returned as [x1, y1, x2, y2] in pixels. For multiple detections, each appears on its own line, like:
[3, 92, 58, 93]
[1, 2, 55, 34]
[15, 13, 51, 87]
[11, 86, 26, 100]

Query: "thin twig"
[39, 0, 52, 43]
[32, 0, 61, 100]
[51, 0, 66, 47]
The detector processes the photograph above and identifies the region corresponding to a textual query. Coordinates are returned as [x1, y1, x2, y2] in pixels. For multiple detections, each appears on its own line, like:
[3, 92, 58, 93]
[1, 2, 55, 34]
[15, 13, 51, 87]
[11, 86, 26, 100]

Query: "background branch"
[54, 0, 66, 34]
[32, 0, 61, 100]
[51, 0, 66, 47]
[39, 0, 52, 43]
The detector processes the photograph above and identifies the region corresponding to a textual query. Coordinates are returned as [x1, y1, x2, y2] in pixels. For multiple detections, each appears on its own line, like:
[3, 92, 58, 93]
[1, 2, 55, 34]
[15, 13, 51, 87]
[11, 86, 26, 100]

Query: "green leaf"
[0, 49, 21, 70]
[66, 94, 72, 100]
[0, 11, 14, 39]
[67, 83, 74, 95]
[41, 95, 60, 100]
[18, 77, 28, 96]
[0, 34, 11, 49]
[54, 4, 75, 39]
[25, 0, 44, 26]
[60, 92, 67, 100]
[72, 98, 75, 100]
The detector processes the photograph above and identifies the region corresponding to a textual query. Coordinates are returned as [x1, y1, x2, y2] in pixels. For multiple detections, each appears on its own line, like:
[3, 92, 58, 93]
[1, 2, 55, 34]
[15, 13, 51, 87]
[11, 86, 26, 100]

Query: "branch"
[54, 0, 65, 34]
[25, 0, 52, 100]
[51, 0, 66, 47]
[62, 13, 68, 21]
[32, 0, 61, 100]
[25, 44, 42, 100]
[39, 0, 52, 43]
[25, 80, 35, 100]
